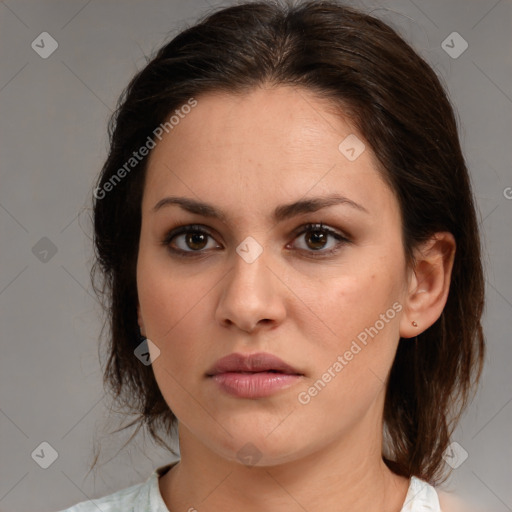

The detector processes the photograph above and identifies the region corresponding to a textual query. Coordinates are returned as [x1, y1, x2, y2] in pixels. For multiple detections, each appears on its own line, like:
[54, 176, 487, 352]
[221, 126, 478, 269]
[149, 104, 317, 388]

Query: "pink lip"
[206, 352, 304, 399]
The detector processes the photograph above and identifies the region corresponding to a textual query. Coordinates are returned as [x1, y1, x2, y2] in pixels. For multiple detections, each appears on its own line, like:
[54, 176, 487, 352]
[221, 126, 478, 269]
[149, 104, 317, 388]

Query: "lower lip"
[209, 372, 303, 398]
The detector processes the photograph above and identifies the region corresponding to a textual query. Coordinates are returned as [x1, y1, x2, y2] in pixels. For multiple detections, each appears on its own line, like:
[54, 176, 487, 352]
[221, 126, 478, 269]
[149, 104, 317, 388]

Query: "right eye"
[162, 224, 221, 257]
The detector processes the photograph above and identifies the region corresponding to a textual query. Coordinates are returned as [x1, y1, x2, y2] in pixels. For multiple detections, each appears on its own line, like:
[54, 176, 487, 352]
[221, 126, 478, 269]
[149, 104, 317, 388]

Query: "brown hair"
[91, 0, 485, 484]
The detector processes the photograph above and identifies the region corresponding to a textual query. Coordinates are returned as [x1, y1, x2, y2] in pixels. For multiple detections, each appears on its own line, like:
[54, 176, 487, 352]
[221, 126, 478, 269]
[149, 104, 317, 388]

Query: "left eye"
[289, 223, 349, 254]
[162, 223, 350, 257]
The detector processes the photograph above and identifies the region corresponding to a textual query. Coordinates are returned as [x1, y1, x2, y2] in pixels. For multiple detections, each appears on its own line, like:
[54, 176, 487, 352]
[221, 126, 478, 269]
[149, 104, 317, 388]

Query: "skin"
[136, 85, 456, 512]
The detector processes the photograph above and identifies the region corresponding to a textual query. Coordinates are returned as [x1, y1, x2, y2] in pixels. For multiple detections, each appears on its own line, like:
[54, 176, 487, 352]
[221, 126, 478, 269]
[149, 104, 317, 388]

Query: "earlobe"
[399, 232, 456, 339]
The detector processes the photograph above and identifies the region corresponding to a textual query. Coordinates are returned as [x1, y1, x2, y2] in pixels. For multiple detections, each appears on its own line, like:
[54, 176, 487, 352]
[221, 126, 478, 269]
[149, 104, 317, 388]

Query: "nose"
[215, 247, 287, 334]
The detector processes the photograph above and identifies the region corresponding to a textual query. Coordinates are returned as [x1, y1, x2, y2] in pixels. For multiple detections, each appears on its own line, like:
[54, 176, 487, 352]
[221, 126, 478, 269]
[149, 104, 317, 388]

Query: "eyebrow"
[152, 193, 369, 222]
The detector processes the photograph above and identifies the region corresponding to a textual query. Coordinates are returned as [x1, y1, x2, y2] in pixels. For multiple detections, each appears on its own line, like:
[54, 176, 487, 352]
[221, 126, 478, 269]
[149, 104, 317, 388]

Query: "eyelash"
[161, 222, 351, 259]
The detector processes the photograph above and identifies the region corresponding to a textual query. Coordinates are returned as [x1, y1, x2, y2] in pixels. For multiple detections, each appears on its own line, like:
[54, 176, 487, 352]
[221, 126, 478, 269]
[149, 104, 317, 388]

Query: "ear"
[399, 232, 456, 339]
[137, 301, 146, 337]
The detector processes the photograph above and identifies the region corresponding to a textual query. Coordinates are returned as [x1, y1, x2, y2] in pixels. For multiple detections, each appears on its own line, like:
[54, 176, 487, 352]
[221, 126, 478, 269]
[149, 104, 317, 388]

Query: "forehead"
[142, 86, 397, 222]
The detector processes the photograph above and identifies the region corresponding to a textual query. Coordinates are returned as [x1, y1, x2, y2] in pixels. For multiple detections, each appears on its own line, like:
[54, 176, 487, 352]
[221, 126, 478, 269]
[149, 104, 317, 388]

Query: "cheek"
[303, 269, 399, 340]
[293, 275, 402, 417]
[137, 253, 210, 413]
[137, 248, 207, 339]
[294, 265, 403, 388]
[136, 249, 220, 386]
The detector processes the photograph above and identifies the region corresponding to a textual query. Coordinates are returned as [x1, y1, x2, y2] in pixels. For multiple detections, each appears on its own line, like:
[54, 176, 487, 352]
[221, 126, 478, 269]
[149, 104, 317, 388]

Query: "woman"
[58, 1, 485, 510]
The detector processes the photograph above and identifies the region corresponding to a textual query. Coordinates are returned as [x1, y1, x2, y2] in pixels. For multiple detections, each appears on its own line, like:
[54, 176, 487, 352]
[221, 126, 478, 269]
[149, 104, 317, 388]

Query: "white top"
[56, 461, 442, 512]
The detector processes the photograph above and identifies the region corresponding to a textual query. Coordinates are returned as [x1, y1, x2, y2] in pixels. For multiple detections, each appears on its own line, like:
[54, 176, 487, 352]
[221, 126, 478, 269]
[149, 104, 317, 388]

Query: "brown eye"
[184, 232, 209, 250]
[304, 229, 329, 250]
[163, 225, 220, 255]
[289, 223, 351, 257]
[163, 222, 350, 259]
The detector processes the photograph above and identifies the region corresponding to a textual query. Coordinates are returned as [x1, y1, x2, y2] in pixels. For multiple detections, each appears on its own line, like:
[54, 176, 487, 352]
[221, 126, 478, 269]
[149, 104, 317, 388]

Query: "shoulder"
[402, 476, 442, 511]
[54, 480, 146, 512]
[437, 489, 483, 512]
[438, 492, 455, 512]
[438, 491, 455, 512]
[404, 479, 478, 512]
[53, 462, 177, 512]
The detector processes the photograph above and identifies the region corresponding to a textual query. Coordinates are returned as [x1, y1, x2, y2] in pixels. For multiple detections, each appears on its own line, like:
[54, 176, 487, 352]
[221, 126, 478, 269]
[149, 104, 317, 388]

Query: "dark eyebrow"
[152, 193, 369, 222]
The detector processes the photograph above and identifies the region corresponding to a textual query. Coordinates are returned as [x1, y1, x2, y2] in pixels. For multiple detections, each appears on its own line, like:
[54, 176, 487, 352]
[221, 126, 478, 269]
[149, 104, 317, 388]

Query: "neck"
[159, 420, 409, 512]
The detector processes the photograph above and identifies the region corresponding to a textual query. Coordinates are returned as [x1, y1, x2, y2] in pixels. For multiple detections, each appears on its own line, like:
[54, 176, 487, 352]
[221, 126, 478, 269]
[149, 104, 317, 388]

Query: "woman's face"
[137, 86, 413, 466]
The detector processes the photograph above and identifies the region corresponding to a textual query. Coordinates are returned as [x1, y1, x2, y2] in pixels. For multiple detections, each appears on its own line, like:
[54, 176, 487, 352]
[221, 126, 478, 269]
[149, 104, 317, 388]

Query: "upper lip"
[206, 352, 303, 376]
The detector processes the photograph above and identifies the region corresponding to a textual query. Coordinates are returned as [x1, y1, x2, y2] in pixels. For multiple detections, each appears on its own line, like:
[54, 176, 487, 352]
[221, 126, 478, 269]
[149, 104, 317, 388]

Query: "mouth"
[228, 370, 290, 374]
[209, 369, 301, 376]
[206, 352, 304, 399]
[206, 352, 303, 377]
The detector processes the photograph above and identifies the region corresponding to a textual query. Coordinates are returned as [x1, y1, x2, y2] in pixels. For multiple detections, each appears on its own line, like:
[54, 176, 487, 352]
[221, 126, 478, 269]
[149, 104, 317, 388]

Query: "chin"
[204, 427, 306, 468]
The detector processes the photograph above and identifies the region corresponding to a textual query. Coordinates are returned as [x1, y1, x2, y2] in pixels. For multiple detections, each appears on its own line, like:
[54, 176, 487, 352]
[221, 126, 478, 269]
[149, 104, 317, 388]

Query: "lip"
[207, 352, 302, 376]
[206, 352, 304, 399]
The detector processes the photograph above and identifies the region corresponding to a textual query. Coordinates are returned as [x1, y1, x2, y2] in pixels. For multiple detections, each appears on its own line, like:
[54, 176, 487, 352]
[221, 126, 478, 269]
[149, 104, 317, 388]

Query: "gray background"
[0, 0, 511, 511]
